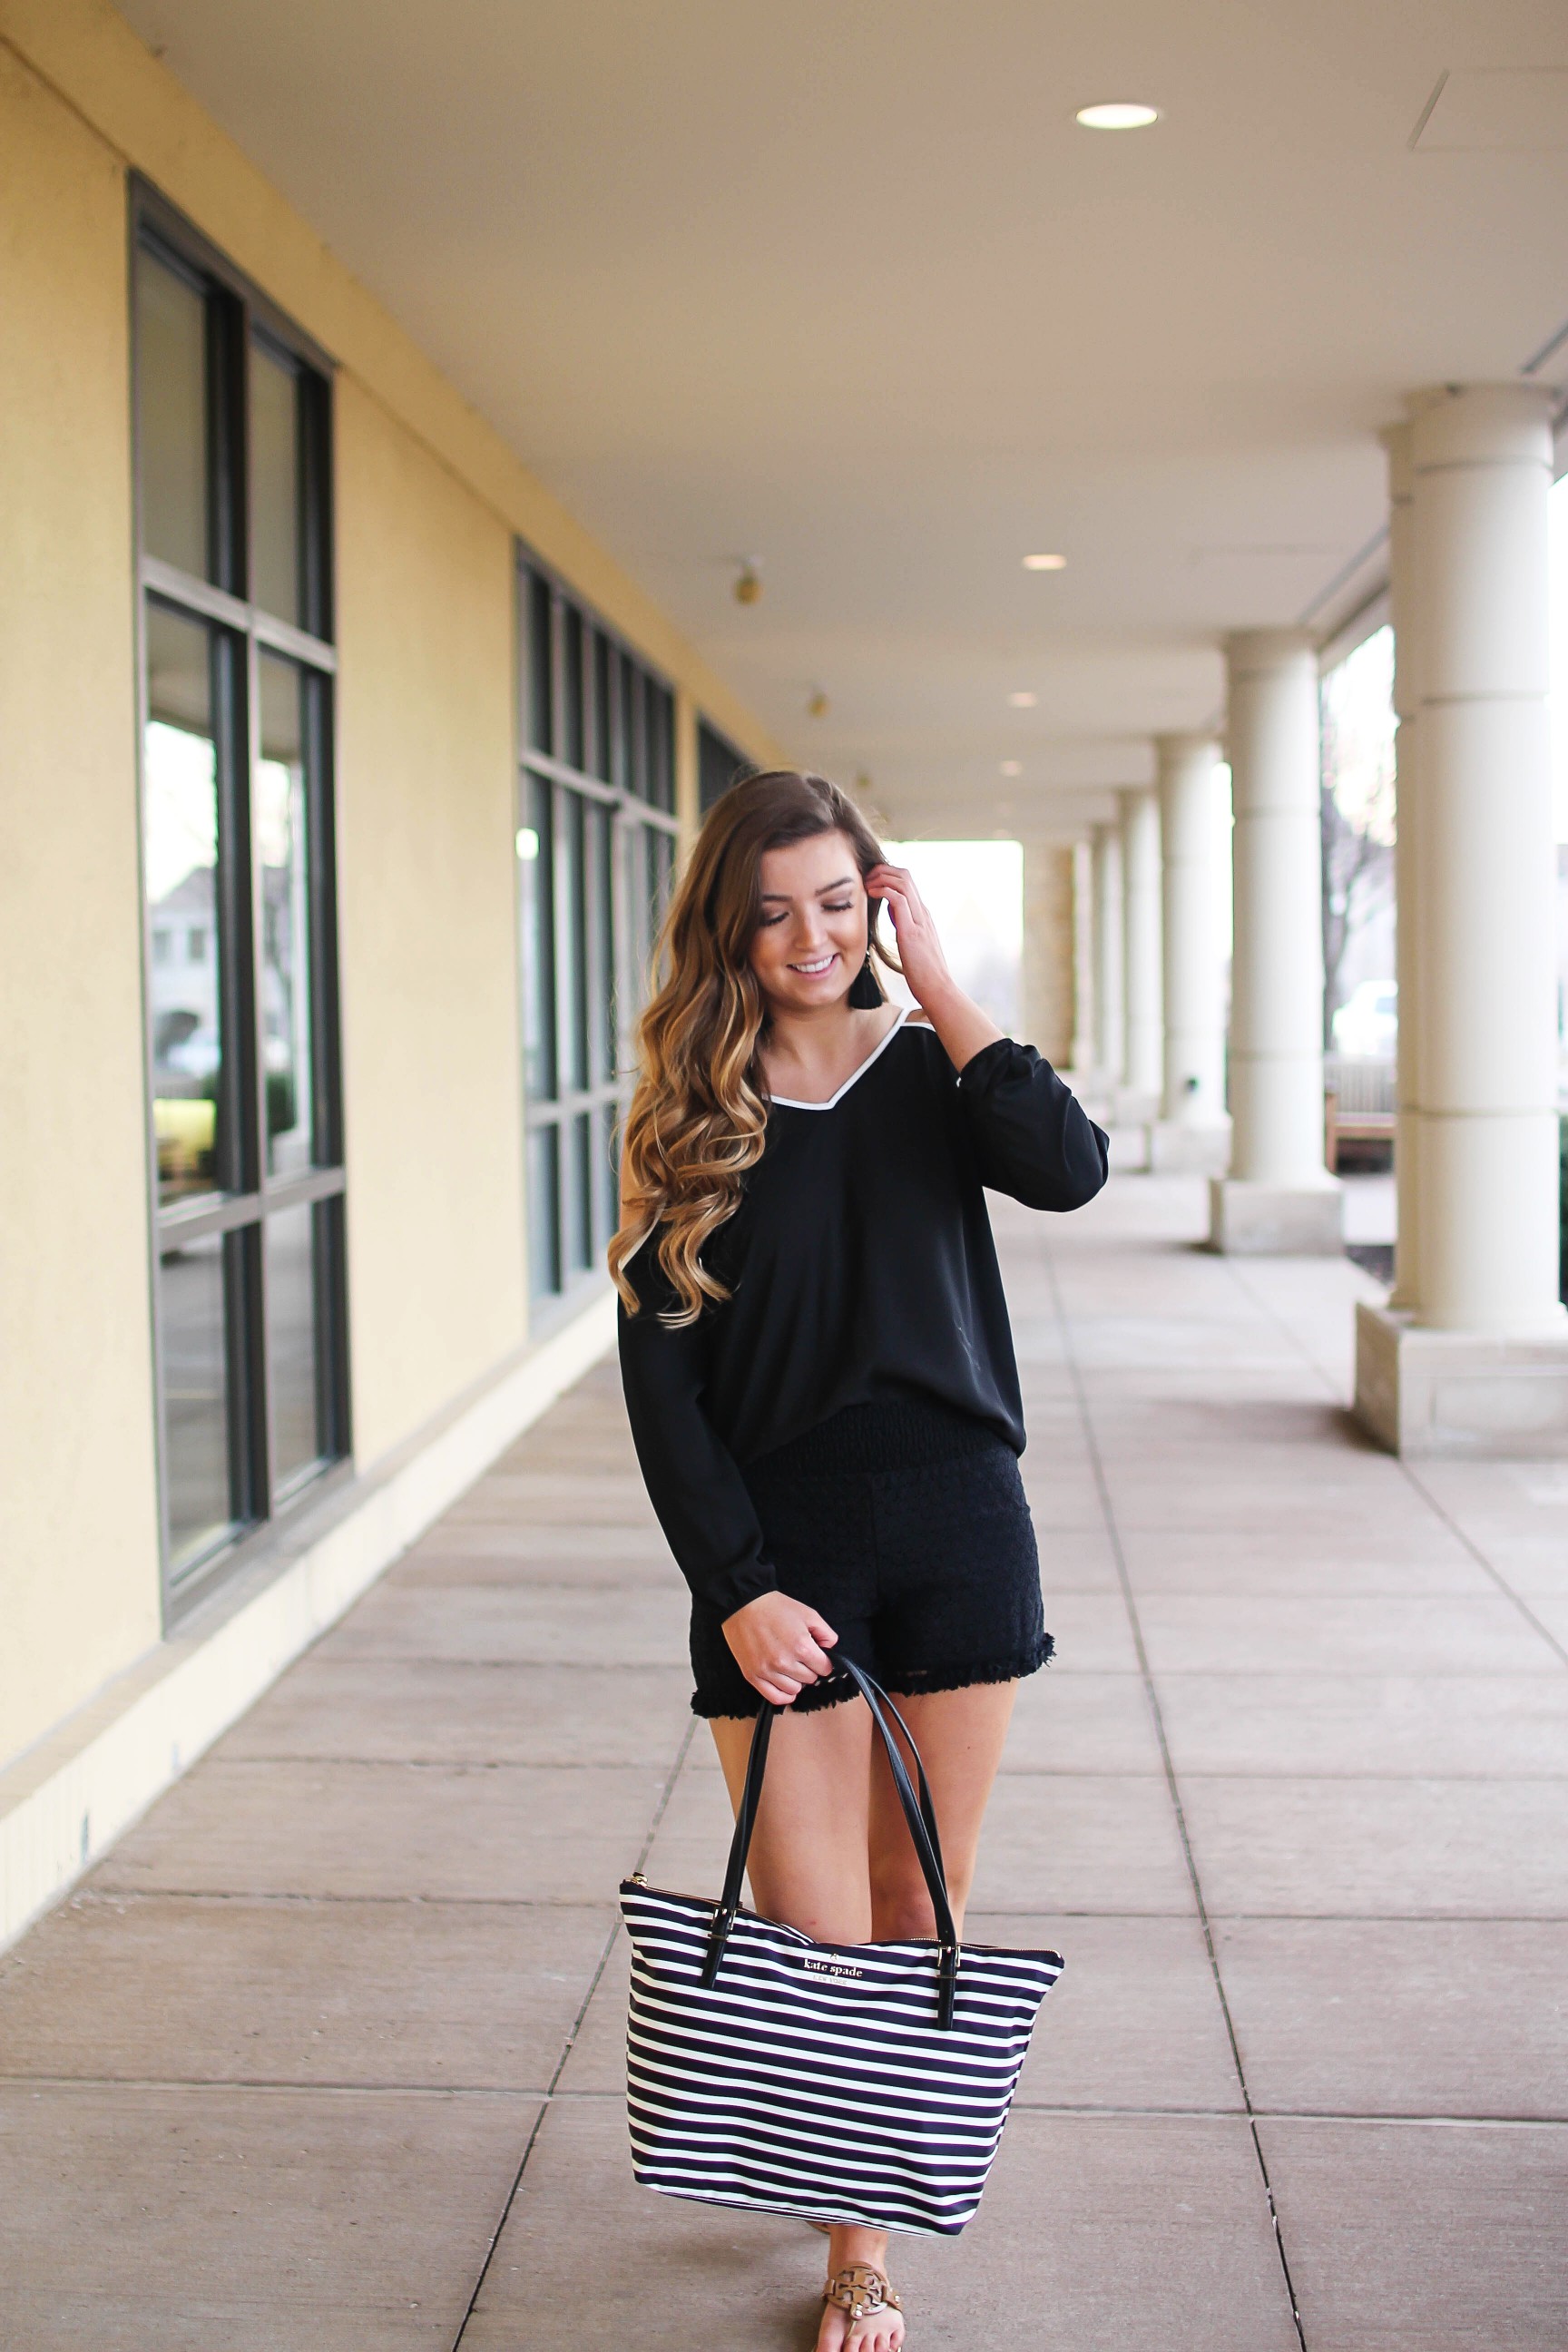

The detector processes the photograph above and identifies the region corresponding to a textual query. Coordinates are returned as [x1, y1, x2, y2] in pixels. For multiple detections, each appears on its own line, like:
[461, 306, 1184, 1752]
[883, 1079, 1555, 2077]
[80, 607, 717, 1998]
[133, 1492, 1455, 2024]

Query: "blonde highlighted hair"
[610, 769, 894, 1325]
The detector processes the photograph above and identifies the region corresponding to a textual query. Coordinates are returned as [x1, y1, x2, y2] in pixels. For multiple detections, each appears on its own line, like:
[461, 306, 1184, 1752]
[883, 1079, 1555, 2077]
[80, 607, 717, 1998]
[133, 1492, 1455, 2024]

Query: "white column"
[1228, 634, 1329, 1181]
[1384, 426, 1422, 1309]
[1155, 733, 1227, 1132]
[1020, 838, 1075, 1066]
[1070, 839, 1096, 1073]
[1355, 384, 1568, 1456]
[1092, 822, 1125, 1084]
[1412, 387, 1561, 1332]
[1210, 631, 1341, 1251]
[1119, 786, 1162, 1107]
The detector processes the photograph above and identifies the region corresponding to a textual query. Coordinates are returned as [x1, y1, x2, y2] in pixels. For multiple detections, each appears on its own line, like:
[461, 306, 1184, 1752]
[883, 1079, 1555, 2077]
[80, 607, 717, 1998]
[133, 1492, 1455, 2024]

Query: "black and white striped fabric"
[621, 1661, 1063, 2237]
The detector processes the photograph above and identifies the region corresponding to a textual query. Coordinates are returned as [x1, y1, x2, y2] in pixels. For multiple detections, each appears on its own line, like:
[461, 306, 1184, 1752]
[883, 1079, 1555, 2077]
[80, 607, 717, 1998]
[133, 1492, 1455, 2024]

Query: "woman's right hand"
[722, 1591, 838, 1705]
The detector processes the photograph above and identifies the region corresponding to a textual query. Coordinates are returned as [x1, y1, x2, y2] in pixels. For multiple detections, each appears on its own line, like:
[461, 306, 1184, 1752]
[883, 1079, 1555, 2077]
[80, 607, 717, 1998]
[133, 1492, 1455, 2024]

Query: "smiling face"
[746, 828, 869, 1014]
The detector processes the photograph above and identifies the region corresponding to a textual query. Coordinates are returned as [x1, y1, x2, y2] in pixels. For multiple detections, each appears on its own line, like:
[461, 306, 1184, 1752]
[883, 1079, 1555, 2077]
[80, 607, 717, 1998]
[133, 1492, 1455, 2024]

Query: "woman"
[612, 771, 1107, 2350]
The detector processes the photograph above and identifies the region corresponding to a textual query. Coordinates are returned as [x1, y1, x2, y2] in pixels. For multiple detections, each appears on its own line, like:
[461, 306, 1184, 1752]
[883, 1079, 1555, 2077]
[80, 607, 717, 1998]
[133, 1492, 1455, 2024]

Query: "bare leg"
[867, 1681, 1019, 1940]
[709, 1700, 873, 1944]
[710, 1705, 900, 2349]
[710, 1681, 1019, 2352]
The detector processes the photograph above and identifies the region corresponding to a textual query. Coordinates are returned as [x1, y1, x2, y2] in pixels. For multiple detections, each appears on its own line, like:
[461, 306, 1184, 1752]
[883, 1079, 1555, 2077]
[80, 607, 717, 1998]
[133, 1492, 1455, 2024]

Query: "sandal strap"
[824, 2264, 903, 2320]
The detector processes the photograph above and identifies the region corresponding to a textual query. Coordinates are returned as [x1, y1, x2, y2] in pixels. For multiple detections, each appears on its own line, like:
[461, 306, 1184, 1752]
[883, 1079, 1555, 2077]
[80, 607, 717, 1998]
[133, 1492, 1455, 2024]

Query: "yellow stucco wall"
[0, 47, 164, 1763]
[335, 379, 526, 1464]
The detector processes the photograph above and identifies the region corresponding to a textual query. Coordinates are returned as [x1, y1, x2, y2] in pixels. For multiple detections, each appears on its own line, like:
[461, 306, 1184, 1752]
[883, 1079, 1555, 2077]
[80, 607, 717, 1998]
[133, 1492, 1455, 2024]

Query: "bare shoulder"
[904, 1007, 934, 1026]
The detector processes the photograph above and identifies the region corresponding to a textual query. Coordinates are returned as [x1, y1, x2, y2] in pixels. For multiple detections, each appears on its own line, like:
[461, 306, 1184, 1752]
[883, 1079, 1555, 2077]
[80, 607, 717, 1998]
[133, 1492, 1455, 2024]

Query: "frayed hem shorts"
[689, 1394, 1052, 1721]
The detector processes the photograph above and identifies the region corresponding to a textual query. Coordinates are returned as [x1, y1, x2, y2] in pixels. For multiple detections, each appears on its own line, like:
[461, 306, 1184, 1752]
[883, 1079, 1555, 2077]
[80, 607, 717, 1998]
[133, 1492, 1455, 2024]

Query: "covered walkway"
[3, 1175, 1566, 2350]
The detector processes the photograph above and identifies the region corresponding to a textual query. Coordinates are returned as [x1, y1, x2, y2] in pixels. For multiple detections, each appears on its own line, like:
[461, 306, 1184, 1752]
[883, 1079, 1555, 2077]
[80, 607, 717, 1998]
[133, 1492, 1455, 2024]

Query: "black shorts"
[690, 1394, 1052, 1720]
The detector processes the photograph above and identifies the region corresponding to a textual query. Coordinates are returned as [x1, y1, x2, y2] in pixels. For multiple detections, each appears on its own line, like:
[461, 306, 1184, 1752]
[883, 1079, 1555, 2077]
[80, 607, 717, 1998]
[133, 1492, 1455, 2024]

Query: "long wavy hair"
[610, 769, 897, 1325]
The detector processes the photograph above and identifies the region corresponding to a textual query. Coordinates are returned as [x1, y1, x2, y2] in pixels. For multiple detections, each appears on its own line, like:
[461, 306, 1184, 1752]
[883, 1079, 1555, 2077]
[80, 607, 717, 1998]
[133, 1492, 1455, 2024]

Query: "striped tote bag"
[621, 1660, 1063, 2237]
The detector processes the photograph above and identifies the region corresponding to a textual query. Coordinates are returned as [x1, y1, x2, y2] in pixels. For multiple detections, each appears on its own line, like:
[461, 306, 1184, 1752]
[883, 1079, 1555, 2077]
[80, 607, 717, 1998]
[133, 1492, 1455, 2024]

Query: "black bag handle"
[701, 1659, 959, 2027]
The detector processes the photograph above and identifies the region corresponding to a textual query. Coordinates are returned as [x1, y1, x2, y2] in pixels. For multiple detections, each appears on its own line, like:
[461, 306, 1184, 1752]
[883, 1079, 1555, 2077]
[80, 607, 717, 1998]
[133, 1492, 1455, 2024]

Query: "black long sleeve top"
[618, 1013, 1109, 1617]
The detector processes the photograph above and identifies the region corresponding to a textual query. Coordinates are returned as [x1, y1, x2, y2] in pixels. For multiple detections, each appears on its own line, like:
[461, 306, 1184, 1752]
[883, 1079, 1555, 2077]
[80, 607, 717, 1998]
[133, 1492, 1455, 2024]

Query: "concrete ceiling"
[117, 0, 1568, 836]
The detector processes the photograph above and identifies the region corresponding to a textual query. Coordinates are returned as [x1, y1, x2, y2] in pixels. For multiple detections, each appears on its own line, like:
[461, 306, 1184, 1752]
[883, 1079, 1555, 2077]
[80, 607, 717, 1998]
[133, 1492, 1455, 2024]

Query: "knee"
[875, 1890, 936, 1941]
[750, 1871, 872, 1948]
[870, 1850, 972, 1942]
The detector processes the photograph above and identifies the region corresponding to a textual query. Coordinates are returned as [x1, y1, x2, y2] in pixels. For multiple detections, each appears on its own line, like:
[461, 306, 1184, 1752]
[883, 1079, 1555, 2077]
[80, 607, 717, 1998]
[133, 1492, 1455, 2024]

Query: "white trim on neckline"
[769, 1005, 913, 1111]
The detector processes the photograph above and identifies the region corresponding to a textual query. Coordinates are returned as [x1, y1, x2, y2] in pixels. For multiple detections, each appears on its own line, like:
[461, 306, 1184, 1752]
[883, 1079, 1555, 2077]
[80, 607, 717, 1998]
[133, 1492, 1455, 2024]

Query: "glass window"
[250, 338, 301, 626]
[646, 827, 674, 950]
[625, 664, 646, 801]
[561, 790, 589, 1093]
[563, 605, 585, 773]
[527, 573, 553, 752]
[144, 604, 225, 1207]
[517, 557, 678, 1308]
[592, 802, 616, 1086]
[521, 773, 556, 1100]
[699, 720, 747, 814]
[266, 1201, 323, 1491]
[593, 632, 613, 782]
[134, 205, 347, 1610]
[644, 681, 673, 813]
[135, 248, 209, 581]
[257, 655, 315, 1175]
[527, 1125, 561, 1298]
[565, 1112, 594, 1273]
[158, 1230, 237, 1566]
[613, 652, 634, 793]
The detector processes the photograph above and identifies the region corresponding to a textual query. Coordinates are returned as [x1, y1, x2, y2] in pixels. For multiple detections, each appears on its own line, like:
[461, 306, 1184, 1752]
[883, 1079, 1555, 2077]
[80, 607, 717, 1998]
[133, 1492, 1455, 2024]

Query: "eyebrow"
[760, 874, 857, 902]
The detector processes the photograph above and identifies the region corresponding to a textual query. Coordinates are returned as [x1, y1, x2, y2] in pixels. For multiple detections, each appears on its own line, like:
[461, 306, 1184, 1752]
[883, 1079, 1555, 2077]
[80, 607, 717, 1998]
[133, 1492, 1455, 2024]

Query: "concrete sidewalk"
[3, 1174, 1566, 2349]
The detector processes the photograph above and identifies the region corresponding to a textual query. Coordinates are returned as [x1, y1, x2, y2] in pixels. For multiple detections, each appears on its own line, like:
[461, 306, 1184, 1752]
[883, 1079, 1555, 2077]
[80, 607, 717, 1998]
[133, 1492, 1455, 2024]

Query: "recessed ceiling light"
[1076, 102, 1160, 130]
[999, 760, 1022, 776]
[1008, 691, 1037, 708]
[1022, 553, 1067, 571]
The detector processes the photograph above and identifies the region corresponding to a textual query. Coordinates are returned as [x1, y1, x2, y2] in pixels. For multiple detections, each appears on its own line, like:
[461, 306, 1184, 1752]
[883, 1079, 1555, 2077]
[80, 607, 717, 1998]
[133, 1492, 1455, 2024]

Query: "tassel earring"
[847, 948, 885, 1009]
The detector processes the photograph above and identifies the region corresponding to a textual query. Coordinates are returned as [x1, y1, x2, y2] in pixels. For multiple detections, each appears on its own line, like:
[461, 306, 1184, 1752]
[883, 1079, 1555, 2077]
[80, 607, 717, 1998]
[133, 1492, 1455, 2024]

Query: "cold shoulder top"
[617, 1011, 1109, 1617]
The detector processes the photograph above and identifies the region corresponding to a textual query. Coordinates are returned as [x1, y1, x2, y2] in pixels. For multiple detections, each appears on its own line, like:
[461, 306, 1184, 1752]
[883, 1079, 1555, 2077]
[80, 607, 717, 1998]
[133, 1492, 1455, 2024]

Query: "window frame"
[131, 182, 351, 1622]
[515, 546, 680, 1328]
[698, 717, 750, 814]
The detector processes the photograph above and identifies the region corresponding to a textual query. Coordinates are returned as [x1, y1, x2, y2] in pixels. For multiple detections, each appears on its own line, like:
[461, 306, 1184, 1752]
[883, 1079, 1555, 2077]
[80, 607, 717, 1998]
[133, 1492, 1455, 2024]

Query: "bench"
[1323, 1054, 1396, 1171]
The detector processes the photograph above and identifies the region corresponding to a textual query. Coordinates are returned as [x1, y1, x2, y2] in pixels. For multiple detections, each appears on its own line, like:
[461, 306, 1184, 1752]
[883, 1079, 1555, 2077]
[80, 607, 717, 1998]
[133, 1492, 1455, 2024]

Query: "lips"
[789, 954, 838, 975]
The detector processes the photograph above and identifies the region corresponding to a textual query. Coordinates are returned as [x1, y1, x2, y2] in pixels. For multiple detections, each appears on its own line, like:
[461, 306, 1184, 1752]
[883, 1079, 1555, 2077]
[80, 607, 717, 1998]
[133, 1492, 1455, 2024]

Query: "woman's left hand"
[865, 863, 955, 1011]
[865, 861, 1005, 1072]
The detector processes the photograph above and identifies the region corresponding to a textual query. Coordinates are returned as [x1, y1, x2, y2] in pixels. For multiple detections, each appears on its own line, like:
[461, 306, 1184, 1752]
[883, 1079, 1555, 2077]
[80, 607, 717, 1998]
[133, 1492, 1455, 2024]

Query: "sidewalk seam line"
[1396, 1467, 1568, 1673]
[449, 1713, 695, 2351]
[1042, 1228, 1309, 2352]
[3, 2075, 1560, 2129]
[1219, 1259, 1568, 1675]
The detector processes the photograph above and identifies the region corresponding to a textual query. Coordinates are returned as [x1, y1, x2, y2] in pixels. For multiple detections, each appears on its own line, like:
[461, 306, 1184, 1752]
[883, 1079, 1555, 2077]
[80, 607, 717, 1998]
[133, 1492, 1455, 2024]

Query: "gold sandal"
[824, 2264, 903, 2328]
